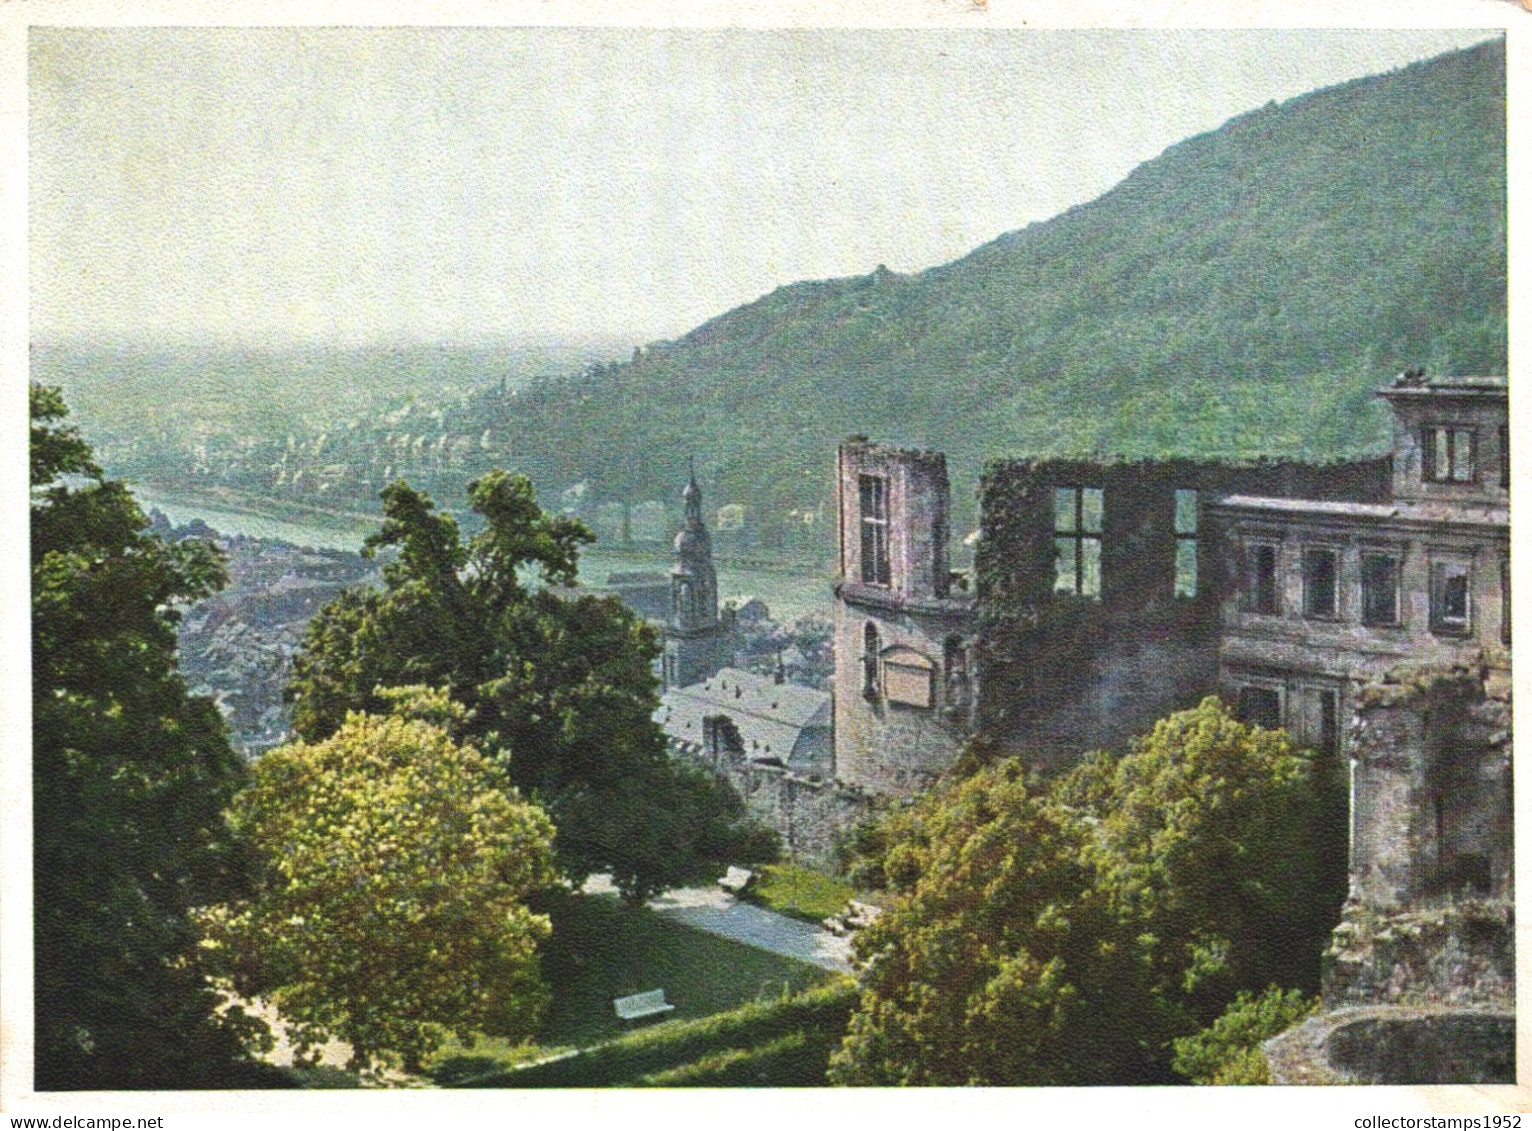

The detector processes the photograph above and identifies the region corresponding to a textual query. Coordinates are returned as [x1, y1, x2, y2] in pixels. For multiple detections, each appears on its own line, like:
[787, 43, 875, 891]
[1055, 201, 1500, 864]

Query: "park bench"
[613, 989, 675, 1022]
[717, 866, 755, 895]
[845, 901, 883, 929]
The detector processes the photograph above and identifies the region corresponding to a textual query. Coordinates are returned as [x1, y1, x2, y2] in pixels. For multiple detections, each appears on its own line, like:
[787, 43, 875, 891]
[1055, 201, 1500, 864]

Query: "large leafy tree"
[831, 698, 1338, 1086]
[1060, 698, 1339, 1020]
[31, 384, 258, 1088]
[829, 763, 1165, 1086]
[287, 471, 768, 904]
[201, 689, 557, 1074]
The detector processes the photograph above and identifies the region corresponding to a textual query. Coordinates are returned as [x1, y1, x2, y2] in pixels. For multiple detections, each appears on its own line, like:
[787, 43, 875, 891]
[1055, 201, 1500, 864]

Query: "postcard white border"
[3, 1, 1527, 1123]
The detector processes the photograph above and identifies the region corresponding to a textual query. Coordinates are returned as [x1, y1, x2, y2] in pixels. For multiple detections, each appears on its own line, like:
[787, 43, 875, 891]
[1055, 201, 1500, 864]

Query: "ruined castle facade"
[832, 375, 1511, 914]
[822, 375, 1512, 1085]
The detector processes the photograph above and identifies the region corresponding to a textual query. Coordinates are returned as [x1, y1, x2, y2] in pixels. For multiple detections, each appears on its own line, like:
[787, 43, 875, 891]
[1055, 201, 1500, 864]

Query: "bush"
[1171, 987, 1319, 1085]
[457, 980, 856, 1088]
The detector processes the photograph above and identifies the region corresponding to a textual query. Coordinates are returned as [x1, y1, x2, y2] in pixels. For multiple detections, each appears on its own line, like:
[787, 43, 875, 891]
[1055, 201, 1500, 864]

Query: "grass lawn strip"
[449, 980, 857, 1088]
[426, 893, 835, 1082]
[746, 863, 856, 924]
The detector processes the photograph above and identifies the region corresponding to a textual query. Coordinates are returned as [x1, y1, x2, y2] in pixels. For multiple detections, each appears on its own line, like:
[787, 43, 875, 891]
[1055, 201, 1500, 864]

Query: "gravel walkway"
[583, 875, 855, 973]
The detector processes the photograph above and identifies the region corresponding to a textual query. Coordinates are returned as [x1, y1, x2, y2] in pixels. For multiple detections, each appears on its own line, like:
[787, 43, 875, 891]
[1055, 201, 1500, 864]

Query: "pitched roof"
[655, 667, 830, 765]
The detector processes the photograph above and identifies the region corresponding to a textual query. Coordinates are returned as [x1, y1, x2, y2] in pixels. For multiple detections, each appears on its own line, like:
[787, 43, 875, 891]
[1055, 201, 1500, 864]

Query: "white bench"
[845, 901, 883, 929]
[613, 989, 675, 1022]
[718, 866, 755, 895]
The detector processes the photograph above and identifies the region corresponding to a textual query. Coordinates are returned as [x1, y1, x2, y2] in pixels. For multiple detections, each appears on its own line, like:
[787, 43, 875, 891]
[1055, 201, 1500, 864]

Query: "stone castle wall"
[1348, 653, 1512, 910]
[833, 594, 975, 793]
[724, 763, 876, 869]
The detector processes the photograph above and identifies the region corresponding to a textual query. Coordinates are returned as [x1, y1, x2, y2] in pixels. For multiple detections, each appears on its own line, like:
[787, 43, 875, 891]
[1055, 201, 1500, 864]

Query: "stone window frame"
[1243, 536, 1282, 616]
[1427, 551, 1474, 638]
[942, 634, 970, 710]
[1358, 543, 1406, 629]
[1317, 685, 1342, 757]
[1301, 543, 1343, 621]
[858, 474, 892, 587]
[1235, 681, 1284, 731]
[1291, 681, 1345, 757]
[861, 622, 881, 699]
[1421, 423, 1477, 485]
[1053, 485, 1104, 599]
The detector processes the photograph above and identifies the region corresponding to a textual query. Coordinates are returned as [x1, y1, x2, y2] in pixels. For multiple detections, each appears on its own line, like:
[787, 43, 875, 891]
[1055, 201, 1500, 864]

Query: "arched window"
[862, 623, 880, 699]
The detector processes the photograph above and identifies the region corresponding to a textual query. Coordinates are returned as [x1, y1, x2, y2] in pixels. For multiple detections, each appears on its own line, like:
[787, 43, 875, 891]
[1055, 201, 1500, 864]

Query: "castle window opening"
[1246, 541, 1280, 614]
[1318, 687, 1340, 756]
[1054, 486, 1103, 598]
[859, 475, 891, 586]
[862, 622, 881, 699]
[1423, 425, 1476, 484]
[943, 636, 970, 708]
[1360, 552, 1402, 627]
[1499, 424, 1510, 489]
[1236, 685, 1283, 731]
[1302, 547, 1339, 619]
[1430, 559, 1471, 635]
[1174, 489, 1199, 598]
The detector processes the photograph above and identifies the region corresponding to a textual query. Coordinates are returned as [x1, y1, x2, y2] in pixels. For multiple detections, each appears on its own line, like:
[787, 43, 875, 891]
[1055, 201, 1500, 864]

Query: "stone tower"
[832, 440, 978, 794]
[664, 462, 732, 689]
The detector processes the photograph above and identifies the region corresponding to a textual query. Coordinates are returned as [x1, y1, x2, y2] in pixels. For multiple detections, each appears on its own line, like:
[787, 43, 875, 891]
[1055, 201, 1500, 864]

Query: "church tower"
[664, 462, 732, 689]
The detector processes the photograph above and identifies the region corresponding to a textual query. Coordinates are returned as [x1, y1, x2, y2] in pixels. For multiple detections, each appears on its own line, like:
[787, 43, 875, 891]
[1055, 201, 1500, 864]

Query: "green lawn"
[426, 891, 836, 1083]
[447, 979, 858, 1088]
[745, 863, 856, 924]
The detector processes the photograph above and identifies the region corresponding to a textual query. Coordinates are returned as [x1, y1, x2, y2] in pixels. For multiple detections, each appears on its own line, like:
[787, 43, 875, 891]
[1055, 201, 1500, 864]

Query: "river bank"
[133, 485, 835, 623]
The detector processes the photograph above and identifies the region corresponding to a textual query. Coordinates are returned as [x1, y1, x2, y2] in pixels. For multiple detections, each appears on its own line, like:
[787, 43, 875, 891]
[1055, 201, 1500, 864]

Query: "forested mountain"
[483, 38, 1505, 526]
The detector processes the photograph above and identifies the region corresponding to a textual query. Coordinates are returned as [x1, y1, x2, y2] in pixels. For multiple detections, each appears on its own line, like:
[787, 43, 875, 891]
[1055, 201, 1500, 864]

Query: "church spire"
[665, 460, 726, 690]
[682, 455, 703, 528]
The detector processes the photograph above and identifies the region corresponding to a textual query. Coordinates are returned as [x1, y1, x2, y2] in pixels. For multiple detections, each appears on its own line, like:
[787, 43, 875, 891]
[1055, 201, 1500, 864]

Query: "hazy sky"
[30, 27, 1495, 348]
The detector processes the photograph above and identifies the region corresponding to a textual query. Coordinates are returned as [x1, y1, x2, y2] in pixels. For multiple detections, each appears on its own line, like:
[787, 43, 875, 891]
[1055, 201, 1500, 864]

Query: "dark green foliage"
[1061, 700, 1342, 1013]
[443, 41, 1504, 529]
[449, 979, 856, 1088]
[31, 384, 262, 1089]
[1172, 987, 1319, 1084]
[831, 698, 1343, 1086]
[286, 471, 770, 903]
[829, 762, 1167, 1086]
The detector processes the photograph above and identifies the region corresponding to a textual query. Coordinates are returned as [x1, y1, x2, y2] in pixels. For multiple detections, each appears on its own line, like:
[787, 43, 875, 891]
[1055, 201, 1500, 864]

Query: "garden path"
[582, 875, 855, 973]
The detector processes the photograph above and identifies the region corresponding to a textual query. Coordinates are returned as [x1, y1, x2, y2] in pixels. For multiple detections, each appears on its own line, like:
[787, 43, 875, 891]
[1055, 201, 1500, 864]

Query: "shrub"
[1171, 987, 1319, 1085]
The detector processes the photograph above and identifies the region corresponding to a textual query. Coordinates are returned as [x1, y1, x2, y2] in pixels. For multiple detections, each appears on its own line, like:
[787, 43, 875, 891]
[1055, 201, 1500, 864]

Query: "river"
[134, 488, 835, 624]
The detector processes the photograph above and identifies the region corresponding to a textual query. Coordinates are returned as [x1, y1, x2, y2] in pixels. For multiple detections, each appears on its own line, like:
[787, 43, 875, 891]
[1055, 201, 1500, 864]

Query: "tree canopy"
[1058, 699, 1340, 1019]
[287, 471, 771, 904]
[31, 383, 259, 1088]
[831, 697, 1341, 1086]
[200, 689, 557, 1073]
[1170, 987, 1319, 1085]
